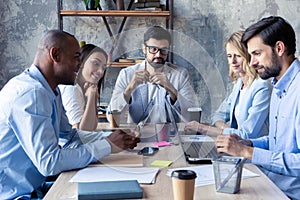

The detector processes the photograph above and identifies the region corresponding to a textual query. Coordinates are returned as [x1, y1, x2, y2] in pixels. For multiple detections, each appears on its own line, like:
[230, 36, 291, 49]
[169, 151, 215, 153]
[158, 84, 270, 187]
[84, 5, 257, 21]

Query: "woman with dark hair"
[185, 31, 271, 139]
[59, 44, 108, 131]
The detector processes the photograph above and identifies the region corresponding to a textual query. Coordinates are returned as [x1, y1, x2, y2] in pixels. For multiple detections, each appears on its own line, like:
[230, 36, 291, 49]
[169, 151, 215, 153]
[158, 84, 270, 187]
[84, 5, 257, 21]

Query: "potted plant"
[82, 0, 100, 10]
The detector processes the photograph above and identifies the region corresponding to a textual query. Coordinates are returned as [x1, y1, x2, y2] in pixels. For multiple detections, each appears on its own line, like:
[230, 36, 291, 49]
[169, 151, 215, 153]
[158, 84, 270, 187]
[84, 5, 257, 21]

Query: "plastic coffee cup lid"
[171, 170, 197, 180]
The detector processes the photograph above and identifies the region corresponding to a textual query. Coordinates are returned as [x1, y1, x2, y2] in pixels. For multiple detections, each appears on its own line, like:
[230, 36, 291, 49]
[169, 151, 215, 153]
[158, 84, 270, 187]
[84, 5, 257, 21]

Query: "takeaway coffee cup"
[171, 170, 197, 200]
[108, 110, 121, 128]
[187, 107, 202, 122]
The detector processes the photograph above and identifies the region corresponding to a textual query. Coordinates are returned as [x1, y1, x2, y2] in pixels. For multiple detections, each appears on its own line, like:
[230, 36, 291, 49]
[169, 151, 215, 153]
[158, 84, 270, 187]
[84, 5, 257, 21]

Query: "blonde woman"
[59, 44, 107, 131]
[185, 31, 271, 139]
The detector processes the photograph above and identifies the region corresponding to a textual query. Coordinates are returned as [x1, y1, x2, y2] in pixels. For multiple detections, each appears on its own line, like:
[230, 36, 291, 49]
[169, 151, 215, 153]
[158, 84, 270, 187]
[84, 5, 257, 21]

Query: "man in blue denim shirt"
[215, 16, 300, 199]
[0, 30, 139, 199]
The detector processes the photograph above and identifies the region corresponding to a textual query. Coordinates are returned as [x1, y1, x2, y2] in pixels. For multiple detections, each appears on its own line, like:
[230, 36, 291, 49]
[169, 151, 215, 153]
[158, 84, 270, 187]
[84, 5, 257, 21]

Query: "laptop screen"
[179, 135, 219, 164]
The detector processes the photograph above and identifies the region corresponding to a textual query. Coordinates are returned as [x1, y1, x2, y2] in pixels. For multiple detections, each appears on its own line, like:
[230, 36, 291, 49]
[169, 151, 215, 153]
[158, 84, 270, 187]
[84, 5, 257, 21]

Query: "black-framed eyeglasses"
[145, 44, 169, 55]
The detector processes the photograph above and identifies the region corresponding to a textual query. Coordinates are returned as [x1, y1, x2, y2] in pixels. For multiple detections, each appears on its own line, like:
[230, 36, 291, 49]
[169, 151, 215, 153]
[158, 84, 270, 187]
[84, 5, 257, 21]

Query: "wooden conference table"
[44, 123, 289, 200]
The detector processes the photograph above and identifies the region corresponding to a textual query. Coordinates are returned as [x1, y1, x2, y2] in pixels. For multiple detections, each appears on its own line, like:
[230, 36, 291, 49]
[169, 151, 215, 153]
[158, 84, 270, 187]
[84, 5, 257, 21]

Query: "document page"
[69, 166, 159, 184]
[167, 165, 259, 187]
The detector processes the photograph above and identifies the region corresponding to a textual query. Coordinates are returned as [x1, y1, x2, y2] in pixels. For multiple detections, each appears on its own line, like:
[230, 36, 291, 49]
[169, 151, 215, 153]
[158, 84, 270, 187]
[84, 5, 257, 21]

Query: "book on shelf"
[118, 57, 145, 63]
[118, 58, 135, 63]
[134, 2, 161, 8]
[135, 0, 160, 3]
[135, 7, 163, 11]
[135, 59, 144, 63]
[78, 180, 143, 200]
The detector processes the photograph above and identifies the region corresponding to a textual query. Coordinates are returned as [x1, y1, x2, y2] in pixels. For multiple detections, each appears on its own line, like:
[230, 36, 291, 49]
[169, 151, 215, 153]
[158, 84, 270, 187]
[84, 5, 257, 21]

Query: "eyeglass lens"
[147, 45, 169, 55]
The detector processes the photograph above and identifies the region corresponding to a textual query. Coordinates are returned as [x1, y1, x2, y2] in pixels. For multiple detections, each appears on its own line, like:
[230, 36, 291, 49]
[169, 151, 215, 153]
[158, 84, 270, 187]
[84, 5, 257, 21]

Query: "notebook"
[78, 180, 143, 200]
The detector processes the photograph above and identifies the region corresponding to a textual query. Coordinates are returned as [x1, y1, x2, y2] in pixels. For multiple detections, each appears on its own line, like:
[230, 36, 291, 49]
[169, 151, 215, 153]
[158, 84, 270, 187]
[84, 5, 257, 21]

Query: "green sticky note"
[150, 160, 172, 168]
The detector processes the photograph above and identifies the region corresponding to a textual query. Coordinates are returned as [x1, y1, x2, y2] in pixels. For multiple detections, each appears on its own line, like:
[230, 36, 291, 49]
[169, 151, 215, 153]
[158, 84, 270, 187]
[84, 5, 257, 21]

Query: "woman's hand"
[84, 82, 98, 98]
[184, 121, 210, 134]
[184, 121, 200, 133]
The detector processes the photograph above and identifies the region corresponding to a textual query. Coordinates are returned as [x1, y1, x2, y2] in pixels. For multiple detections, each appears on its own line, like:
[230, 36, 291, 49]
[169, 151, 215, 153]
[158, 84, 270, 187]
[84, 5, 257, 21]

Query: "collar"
[273, 59, 300, 97]
[26, 64, 59, 97]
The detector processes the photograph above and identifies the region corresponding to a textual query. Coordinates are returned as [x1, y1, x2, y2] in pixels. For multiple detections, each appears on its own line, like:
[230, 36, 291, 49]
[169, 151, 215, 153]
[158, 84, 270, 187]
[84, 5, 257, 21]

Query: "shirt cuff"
[85, 139, 111, 162]
[251, 138, 266, 148]
[222, 127, 240, 136]
[252, 147, 272, 170]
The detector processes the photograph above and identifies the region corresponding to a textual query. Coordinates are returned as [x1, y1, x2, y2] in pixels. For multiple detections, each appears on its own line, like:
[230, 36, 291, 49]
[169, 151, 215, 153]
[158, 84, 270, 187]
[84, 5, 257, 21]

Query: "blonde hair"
[225, 31, 258, 86]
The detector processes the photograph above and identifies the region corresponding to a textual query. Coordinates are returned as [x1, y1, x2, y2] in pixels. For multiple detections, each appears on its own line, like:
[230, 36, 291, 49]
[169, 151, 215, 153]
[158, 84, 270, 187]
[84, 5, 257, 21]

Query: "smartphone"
[137, 147, 159, 156]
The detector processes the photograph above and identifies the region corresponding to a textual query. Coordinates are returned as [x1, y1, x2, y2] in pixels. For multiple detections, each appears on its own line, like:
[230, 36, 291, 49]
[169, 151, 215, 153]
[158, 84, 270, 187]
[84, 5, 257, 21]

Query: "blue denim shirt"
[251, 59, 300, 199]
[0, 65, 111, 199]
[211, 77, 271, 139]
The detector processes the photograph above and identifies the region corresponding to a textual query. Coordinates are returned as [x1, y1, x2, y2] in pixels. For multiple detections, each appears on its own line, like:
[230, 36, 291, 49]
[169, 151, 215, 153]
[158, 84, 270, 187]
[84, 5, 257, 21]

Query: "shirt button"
[275, 116, 277, 120]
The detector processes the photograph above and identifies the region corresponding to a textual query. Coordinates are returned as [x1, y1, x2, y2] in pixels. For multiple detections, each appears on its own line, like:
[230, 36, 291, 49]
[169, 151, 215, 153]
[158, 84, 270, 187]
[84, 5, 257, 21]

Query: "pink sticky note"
[153, 141, 171, 147]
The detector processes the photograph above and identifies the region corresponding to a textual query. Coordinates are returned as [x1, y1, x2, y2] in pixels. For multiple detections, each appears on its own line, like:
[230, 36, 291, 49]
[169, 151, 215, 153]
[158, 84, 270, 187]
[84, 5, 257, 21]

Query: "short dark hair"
[38, 29, 76, 51]
[242, 16, 296, 56]
[143, 26, 171, 45]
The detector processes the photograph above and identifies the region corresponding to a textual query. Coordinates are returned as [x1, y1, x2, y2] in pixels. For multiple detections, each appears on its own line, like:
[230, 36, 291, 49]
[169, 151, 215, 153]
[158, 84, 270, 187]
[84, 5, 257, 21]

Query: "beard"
[148, 57, 166, 69]
[256, 51, 282, 80]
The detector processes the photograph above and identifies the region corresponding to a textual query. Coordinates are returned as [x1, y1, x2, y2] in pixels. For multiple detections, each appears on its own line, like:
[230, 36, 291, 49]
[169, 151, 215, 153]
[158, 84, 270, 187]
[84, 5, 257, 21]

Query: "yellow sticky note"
[150, 160, 172, 168]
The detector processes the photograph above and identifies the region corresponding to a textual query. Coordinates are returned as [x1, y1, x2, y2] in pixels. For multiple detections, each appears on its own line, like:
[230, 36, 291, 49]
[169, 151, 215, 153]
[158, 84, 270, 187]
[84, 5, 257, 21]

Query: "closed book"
[134, 2, 161, 8]
[118, 58, 135, 63]
[134, 0, 160, 3]
[135, 7, 162, 11]
[78, 180, 143, 200]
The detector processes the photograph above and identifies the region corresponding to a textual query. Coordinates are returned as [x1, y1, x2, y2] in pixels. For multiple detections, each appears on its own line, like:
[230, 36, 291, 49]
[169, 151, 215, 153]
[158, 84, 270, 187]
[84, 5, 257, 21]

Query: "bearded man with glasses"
[108, 26, 197, 126]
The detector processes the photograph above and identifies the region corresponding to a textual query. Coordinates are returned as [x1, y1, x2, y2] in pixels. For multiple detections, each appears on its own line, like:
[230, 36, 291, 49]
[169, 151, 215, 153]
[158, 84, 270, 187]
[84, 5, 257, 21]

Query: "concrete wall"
[1, 0, 300, 122]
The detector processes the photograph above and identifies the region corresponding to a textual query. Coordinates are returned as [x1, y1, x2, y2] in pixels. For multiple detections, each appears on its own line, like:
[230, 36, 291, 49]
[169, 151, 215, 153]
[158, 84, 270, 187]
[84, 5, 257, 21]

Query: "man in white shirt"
[108, 26, 197, 124]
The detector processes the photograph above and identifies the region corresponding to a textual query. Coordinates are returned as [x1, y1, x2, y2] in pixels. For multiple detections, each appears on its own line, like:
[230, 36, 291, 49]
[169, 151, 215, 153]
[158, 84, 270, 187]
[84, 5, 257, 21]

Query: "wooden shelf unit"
[57, 0, 174, 61]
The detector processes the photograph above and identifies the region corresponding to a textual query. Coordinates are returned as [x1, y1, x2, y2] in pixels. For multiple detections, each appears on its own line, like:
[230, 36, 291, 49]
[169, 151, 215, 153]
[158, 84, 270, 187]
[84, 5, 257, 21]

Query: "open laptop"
[165, 99, 218, 164]
[168, 117, 219, 164]
[178, 134, 219, 164]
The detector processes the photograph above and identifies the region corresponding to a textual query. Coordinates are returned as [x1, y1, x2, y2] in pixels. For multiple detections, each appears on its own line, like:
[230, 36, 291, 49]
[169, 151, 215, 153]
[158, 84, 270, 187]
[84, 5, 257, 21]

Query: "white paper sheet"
[69, 166, 159, 184]
[166, 165, 259, 187]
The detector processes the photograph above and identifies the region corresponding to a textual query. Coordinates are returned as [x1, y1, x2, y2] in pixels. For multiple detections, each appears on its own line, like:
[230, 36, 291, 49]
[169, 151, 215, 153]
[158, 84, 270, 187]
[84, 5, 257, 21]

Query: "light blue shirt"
[211, 77, 271, 139]
[0, 65, 111, 199]
[251, 59, 300, 199]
